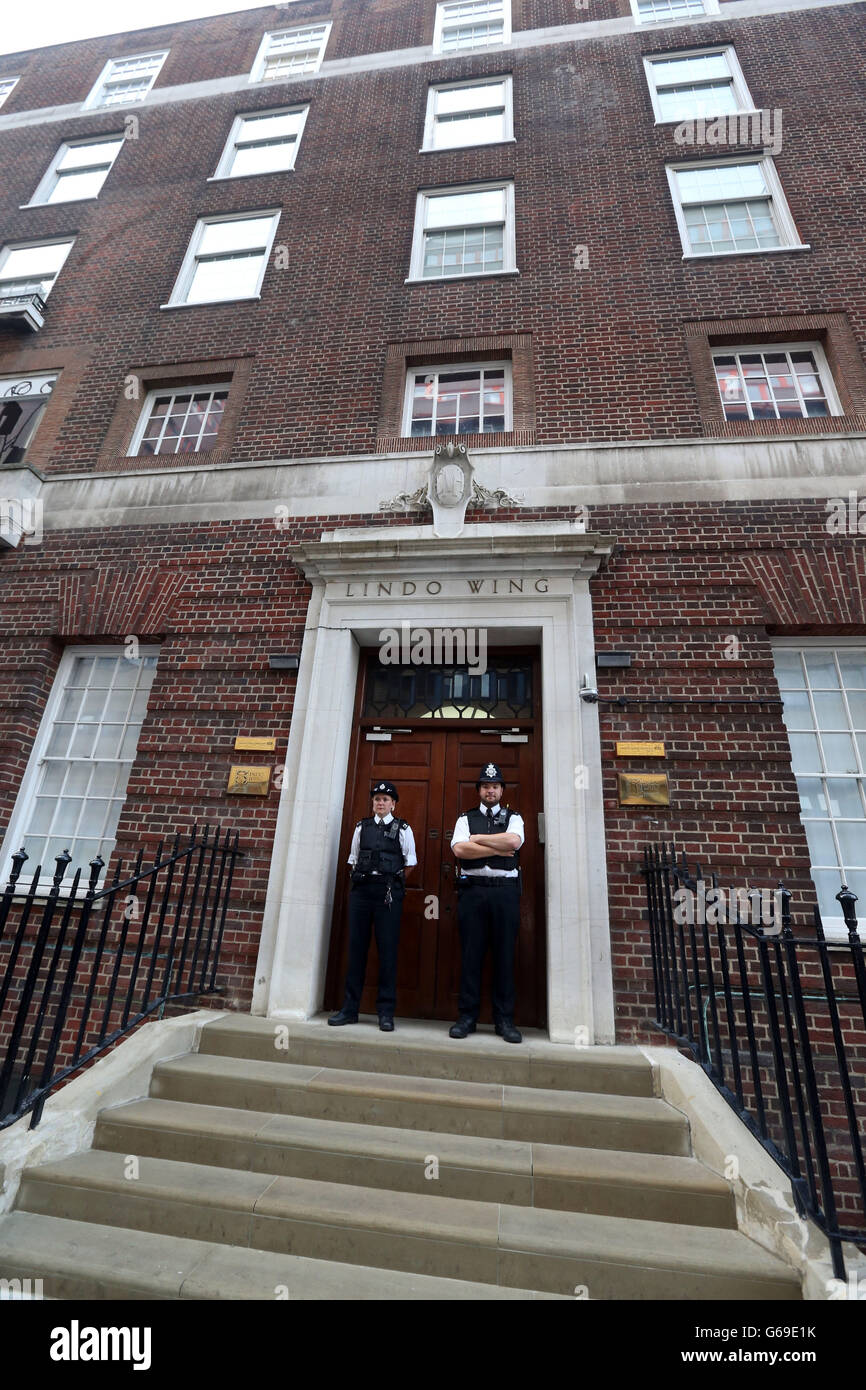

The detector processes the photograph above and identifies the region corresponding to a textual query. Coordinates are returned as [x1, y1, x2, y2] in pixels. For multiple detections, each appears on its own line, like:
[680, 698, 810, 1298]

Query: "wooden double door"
[325, 724, 546, 1026]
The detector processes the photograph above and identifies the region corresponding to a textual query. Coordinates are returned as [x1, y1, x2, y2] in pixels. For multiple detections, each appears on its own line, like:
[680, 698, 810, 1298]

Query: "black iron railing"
[0, 825, 241, 1130]
[642, 842, 866, 1281]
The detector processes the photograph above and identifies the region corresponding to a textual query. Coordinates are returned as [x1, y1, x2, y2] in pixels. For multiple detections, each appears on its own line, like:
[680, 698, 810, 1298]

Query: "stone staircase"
[0, 1015, 802, 1300]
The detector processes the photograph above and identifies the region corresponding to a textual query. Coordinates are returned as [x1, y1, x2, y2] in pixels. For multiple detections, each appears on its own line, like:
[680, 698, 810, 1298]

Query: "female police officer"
[328, 780, 416, 1032]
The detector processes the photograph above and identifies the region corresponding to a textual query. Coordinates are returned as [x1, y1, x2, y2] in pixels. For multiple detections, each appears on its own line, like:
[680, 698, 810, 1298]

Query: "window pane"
[237, 111, 304, 142]
[425, 188, 505, 229]
[805, 651, 840, 687]
[232, 142, 295, 177]
[437, 81, 505, 115]
[434, 110, 505, 147]
[652, 54, 730, 85]
[1, 242, 72, 278]
[187, 251, 264, 302]
[657, 82, 737, 122]
[198, 217, 274, 255]
[48, 169, 108, 202]
[678, 163, 768, 203]
[57, 140, 123, 171]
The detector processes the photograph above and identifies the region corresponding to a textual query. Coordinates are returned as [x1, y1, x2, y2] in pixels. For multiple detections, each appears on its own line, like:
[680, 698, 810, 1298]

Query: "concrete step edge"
[16, 1151, 796, 1288]
[0, 1211, 562, 1300]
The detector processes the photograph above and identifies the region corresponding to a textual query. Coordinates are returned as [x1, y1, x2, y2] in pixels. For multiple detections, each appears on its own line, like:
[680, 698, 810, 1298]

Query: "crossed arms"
[452, 830, 521, 861]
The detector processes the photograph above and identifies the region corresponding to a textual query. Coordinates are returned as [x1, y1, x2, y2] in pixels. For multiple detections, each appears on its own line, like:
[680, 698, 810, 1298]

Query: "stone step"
[0, 1211, 560, 1300]
[197, 1015, 656, 1097]
[149, 1053, 690, 1154]
[95, 1096, 735, 1227]
[14, 1150, 800, 1300]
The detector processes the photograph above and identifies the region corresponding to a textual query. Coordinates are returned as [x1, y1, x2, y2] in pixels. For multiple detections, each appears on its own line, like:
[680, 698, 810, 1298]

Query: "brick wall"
[1, 6, 865, 470]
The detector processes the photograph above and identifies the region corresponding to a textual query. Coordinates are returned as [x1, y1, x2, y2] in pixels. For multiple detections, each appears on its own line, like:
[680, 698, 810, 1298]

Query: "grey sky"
[2, 0, 273, 57]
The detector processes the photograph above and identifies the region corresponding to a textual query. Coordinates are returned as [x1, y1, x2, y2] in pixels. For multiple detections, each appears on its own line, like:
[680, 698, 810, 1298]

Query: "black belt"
[459, 876, 518, 887]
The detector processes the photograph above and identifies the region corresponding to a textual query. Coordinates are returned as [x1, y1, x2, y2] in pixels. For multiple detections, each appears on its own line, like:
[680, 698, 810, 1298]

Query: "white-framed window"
[128, 383, 230, 455]
[211, 106, 309, 179]
[249, 25, 331, 82]
[409, 182, 516, 281]
[712, 343, 842, 422]
[163, 210, 280, 307]
[0, 646, 160, 888]
[26, 135, 124, 207]
[0, 77, 19, 109]
[422, 76, 513, 152]
[644, 46, 755, 123]
[0, 238, 74, 303]
[773, 640, 866, 939]
[667, 157, 806, 257]
[403, 361, 511, 436]
[0, 372, 57, 465]
[631, 0, 719, 23]
[433, 0, 510, 54]
[84, 52, 167, 110]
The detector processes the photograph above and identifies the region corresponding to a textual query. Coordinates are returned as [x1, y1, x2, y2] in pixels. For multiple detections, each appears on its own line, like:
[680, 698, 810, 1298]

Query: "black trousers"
[456, 878, 520, 1023]
[342, 878, 405, 1017]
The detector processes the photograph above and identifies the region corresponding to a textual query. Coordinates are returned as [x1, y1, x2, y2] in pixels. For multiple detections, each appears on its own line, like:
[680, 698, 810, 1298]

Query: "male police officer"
[328, 780, 416, 1032]
[449, 763, 525, 1044]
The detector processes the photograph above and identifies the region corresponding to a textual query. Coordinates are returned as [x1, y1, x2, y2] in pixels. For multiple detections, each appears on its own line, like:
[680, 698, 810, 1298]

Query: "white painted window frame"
[0, 77, 19, 109]
[83, 51, 168, 111]
[0, 236, 75, 300]
[401, 359, 513, 436]
[630, 0, 719, 25]
[0, 644, 161, 897]
[666, 155, 808, 258]
[0, 370, 57, 461]
[249, 24, 332, 83]
[407, 180, 517, 282]
[421, 75, 514, 152]
[23, 134, 125, 208]
[162, 208, 281, 308]
[711, 340, 843, 420]
[127, 381, 232, 455]
[209, 104, 309, 180]
[432, 0, 511, 55]
[644, 45, 756, 123]
[772, 637, 866, 941]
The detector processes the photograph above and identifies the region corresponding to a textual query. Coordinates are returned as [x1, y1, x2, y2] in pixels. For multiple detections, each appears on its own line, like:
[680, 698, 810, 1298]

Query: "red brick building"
[0, 0, 864, 1045]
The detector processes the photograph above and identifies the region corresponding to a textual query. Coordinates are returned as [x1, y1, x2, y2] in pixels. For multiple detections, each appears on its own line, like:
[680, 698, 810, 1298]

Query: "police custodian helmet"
[476, 762, 506, 789]
[371, 780, 399, 802]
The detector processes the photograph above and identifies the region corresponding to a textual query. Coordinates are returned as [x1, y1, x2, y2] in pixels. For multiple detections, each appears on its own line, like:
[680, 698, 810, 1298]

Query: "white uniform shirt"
[348, 812, 417, 868]
[451, 803, 525, 877]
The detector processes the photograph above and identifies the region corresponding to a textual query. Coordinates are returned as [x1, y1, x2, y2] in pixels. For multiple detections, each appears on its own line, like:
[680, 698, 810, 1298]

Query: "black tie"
[487, 808, 495, 824]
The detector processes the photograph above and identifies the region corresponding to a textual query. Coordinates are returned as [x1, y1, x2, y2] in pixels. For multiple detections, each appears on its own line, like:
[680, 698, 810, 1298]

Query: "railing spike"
[836, 884, 860, 941]
[7, 847, 29, 888]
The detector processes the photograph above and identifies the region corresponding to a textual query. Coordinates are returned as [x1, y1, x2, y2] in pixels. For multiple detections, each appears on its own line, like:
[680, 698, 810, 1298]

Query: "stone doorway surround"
[253, 520, 617, 1044]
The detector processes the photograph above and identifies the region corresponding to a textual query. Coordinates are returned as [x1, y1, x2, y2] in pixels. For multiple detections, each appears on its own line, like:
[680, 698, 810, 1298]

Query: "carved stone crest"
[379, 441, 523, 537]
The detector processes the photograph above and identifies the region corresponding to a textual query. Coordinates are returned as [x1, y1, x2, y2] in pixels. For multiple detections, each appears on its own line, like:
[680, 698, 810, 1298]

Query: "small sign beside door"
[616, 740, 666, 757]
[618, 772, 670, 806]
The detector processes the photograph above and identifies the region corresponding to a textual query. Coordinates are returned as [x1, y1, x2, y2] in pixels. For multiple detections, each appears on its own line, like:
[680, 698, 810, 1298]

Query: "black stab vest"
[356, 817, 406, 875]
[466, 806, 520, 871]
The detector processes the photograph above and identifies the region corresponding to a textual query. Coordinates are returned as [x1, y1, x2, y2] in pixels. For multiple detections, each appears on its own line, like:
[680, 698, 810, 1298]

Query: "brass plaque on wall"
[615, 741, 666, 757]
[234, 736, 276, 751]
[227, 765, 271, 795]
[618, 772, 670, 806]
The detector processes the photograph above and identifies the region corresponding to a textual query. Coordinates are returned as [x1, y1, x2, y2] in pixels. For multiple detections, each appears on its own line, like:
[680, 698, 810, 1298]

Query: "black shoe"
[328, 1009, 358, 1026]
[495, 1019, 522, 1044]
[449, 1016, 476, 1039]
[379, 1016, 395, 1032]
